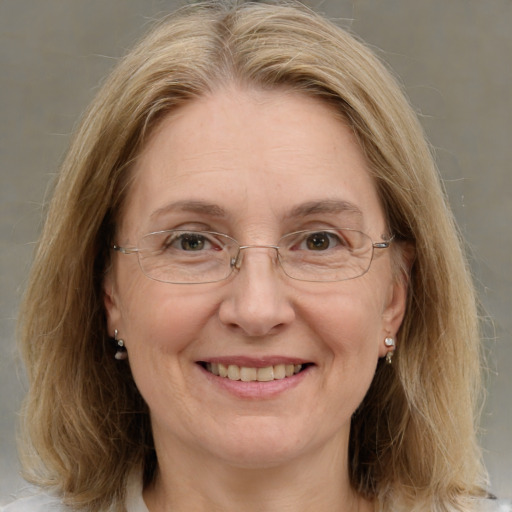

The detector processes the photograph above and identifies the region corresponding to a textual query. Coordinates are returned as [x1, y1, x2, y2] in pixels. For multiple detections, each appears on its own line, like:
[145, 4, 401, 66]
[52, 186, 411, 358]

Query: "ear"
[378, 259, 411, 357]
[103, 271, 122, 338]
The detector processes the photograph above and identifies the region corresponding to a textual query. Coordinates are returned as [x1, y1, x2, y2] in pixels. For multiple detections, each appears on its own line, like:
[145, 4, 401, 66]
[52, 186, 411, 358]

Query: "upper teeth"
[205, 363, 303, 382]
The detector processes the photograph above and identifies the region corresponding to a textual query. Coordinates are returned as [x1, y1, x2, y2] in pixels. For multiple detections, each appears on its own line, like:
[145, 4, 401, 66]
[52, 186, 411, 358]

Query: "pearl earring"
[114, 329, 128, 360]
[384, 337, 395, 365]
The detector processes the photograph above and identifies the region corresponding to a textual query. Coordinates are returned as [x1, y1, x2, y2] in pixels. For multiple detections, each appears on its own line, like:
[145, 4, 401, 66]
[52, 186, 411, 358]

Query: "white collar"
[125, 471, 149, 512]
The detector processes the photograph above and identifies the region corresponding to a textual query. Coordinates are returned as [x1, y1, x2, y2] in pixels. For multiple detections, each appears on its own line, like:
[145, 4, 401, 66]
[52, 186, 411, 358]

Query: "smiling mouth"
[200, 362, 311, 382]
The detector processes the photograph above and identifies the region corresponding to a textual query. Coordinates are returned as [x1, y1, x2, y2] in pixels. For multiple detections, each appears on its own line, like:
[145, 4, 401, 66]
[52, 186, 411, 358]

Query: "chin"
[196, 416, 345, 470]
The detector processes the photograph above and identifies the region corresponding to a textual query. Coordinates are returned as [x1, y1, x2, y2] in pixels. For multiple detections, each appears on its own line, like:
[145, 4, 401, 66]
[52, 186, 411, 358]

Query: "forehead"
[120, 86, 385, 238]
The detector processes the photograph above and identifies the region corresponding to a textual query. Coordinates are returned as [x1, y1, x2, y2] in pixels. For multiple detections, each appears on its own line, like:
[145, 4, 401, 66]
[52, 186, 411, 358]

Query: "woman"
[3, 1, 505, 511]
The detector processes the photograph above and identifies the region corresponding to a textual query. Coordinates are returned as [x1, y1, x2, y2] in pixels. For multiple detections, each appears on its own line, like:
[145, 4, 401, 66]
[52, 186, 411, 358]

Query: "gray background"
[1, 0, 510, 504]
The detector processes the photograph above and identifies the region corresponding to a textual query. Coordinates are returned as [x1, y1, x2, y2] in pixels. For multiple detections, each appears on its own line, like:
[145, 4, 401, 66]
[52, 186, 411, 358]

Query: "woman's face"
[105, 87, 407, 470]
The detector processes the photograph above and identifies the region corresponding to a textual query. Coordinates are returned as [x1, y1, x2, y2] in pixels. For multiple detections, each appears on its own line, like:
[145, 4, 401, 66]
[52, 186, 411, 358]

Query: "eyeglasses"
[112, 228, 393, 284]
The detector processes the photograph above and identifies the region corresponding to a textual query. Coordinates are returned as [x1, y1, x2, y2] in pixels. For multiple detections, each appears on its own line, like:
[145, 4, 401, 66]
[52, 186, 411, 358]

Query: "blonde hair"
[18, 1, 487, 510]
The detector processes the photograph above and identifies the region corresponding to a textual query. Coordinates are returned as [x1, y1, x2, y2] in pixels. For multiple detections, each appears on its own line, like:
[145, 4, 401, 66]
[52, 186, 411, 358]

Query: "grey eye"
[178, 234, 207, 251]
[162, 232, 215, 252]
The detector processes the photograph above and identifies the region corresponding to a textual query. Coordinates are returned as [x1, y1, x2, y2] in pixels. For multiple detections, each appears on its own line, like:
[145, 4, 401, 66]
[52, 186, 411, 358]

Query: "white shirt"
[1, 484, 510, 512]
[0, 473, 149, 512]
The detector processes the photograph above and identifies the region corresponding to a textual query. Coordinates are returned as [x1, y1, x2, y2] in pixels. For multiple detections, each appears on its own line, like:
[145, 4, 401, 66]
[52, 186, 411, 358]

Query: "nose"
[218, 247, 295, 337]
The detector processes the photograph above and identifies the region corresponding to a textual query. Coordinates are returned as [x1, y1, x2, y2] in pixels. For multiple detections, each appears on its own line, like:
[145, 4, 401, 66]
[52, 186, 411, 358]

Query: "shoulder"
[0, 493, 69, 512]
[1, 470, 145, 512]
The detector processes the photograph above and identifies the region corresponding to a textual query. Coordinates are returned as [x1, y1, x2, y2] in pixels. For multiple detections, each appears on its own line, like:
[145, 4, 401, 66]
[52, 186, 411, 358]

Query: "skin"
[104, 86, 407, 512]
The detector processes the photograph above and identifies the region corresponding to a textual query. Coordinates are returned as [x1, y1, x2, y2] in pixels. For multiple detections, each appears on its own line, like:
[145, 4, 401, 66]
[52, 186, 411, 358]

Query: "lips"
[197, 358, 313, 399]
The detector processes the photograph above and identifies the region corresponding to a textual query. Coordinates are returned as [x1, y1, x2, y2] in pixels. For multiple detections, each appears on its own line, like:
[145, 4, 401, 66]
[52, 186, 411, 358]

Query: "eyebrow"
[150, 200, 227, 220]
[149, 198, 363, 223]
[286, 199, 363, 219]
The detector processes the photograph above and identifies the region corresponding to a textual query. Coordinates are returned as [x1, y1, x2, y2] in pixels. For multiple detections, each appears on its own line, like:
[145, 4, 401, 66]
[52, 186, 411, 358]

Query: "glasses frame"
[112, 228, 394, 284]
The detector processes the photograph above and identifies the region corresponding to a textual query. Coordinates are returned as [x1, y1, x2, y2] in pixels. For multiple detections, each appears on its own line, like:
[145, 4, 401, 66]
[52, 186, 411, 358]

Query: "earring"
[384, 337, 395, 365]
[114, 329, 128, 360]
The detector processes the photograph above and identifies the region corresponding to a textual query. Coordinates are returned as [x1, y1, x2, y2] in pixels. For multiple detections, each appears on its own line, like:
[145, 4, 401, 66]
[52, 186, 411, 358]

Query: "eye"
[179, 233, 207, 251]
[302, 231, 345, 251]
[163, 232, 216, 251]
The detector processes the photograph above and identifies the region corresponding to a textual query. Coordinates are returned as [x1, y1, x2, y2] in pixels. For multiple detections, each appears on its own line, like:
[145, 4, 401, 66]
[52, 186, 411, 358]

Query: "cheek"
[292, 284, 387, 433]
[301, 280, 387, 361]
[112, 255, 218, 359]
[117, 283, 217, 416]
[120, 284, 213, 355]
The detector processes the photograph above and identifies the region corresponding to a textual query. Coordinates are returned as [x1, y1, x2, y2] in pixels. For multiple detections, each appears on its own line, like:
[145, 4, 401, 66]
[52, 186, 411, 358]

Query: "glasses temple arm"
[373, 235, 394, 249]
[113, 245, 139, 255]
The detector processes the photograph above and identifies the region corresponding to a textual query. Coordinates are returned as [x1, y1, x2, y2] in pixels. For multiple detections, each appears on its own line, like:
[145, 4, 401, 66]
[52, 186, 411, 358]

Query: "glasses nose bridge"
[232, 243, 281, 270]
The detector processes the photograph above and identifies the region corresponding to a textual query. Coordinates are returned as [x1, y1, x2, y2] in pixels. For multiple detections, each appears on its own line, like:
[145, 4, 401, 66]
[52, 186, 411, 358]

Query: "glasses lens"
[137, 230, 238, 283]
[278, 229, 373, 282]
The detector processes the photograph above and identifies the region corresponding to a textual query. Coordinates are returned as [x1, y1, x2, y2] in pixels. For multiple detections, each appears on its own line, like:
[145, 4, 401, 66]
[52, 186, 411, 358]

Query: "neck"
[143, 435, 373, 512]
